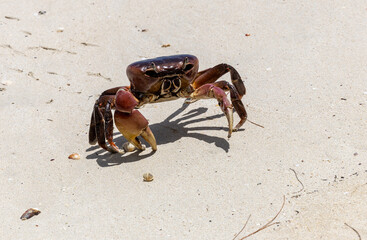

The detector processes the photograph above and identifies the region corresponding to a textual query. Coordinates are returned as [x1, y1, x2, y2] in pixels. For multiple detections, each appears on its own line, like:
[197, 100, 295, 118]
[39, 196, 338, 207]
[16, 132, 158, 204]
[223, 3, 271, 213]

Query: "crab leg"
[189, 63, 248, 131]
[211, 81, 247, 131]
[189, 83, 234, 138]
[191, 63, 246, 97]
[105, 100, 120, 152]
[89, 86, 126, 153]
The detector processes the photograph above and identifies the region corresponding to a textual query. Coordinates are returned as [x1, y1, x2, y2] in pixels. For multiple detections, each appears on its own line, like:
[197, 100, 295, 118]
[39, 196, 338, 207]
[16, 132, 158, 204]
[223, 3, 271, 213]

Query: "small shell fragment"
[20, 208, 41, 220]
[68, 153, 80, 160]
[123, 142, 136, 152]
[143, 173, 154, 182]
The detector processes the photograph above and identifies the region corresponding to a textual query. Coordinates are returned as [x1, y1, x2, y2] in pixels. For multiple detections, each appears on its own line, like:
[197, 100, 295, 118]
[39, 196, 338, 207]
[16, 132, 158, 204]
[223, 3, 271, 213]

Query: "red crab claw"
[114, 89, 157, 151]
[190, 84, 234, 138]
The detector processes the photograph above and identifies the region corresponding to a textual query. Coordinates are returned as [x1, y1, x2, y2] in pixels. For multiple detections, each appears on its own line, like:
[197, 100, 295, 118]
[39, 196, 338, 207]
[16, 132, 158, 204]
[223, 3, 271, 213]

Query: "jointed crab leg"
[91, 100, 120, 153]
[211, 81, 247, 131]
[190, 64, 247, 131]
[105, 100, 120, 152]
[89, 86, 125, 153]
[189, 83, 234, 138]
[192, 63, 246, 97]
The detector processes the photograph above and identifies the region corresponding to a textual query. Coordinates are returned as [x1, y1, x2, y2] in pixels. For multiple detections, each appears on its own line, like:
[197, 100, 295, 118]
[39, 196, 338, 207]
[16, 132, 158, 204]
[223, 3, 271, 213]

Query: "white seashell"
[123, 142, 136, 152]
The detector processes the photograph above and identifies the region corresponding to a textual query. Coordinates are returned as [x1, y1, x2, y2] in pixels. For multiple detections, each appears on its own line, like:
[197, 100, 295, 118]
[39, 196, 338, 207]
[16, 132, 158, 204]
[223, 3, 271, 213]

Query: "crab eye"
[145, 62, 159, 77]
[183, 63, 194, 72]
[182, 57, 194, 72]
[144, 69, 159, 78]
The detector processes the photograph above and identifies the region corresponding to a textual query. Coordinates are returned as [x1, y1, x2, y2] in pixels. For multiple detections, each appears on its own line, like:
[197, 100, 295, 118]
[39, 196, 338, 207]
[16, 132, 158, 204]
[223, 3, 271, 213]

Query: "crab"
[89, 54, 247, 153]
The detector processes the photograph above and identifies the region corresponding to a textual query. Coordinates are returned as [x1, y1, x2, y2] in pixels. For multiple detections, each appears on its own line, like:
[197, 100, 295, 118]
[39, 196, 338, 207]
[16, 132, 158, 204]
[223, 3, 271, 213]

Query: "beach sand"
[1, 1, 366, 239]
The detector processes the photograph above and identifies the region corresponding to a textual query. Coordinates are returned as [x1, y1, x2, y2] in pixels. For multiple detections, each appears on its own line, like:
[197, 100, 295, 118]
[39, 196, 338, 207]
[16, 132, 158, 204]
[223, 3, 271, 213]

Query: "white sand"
[1, 1, 366, 239]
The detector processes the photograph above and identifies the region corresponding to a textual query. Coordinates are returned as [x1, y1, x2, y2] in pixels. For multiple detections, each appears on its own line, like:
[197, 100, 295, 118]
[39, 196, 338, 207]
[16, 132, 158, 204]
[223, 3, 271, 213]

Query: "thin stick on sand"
[233, 195, 285, 240]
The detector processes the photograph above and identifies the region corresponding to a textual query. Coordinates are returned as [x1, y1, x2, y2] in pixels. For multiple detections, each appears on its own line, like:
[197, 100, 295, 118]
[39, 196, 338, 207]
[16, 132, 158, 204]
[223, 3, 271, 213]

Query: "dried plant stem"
[289, 168, 304, 193]
[344, 223, 361, 240]
[232, 215, 251, 240]
[235, 195, 285, 240]
[247, 119, 264, 128]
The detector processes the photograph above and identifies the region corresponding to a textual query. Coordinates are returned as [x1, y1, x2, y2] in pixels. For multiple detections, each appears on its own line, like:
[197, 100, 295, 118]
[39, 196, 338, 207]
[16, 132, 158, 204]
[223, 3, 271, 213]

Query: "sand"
[1, 1, 366, 239]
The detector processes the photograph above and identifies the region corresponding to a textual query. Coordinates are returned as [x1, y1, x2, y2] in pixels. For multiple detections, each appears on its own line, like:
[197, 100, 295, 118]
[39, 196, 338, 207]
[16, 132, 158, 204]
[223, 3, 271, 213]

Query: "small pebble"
[143, 173, 154, 182]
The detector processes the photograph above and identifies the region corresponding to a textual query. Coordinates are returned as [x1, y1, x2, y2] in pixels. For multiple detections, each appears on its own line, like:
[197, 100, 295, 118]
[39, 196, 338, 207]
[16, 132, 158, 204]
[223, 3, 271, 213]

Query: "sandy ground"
[1, 1, 367, 239]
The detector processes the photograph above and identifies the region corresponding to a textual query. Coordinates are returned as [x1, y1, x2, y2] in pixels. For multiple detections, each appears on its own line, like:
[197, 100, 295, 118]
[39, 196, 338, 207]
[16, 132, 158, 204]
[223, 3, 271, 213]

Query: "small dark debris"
[5, 16, 20, 21]
[161, 44, 171, 48]
[38, 11, 47, 15]
[341, 98, 347, 101]
[245, 33, 251, 36]
[291, 194, 301, 198]
[50, 158, 55, 161]
[47, 119, 53, 121]
[81, 42, 99, 47]
[46, 99, 53, 104]
[40, 46, 58, 51]
[22, 31, 32, 36]
[354, 152, 358, 156]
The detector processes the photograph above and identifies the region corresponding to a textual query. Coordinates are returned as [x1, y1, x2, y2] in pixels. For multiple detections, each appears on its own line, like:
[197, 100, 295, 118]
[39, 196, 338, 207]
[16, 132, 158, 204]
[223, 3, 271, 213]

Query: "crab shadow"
[86, 103, 244, 167]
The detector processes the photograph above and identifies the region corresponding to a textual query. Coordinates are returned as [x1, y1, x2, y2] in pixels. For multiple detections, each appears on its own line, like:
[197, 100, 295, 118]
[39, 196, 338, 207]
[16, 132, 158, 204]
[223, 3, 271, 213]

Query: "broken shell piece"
[1, 80, 12, 86]
[20, 208, 41, 220]
[143, 173, 154, 182]
[68, 153, 80, 160]
[123, 142, 136, 152]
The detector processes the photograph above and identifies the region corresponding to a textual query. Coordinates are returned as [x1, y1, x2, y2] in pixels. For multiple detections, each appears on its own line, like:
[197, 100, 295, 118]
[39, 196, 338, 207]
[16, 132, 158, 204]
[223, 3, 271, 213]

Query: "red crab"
[89, 54, 247, 153]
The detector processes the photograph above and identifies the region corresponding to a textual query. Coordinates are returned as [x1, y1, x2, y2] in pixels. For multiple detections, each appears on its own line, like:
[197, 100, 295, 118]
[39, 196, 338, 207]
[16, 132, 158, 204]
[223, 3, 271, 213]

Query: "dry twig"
[232, 215, 251, 240]
[247, 119, 264, 128]
[234, 195, 285, 240]
[344, 223, 361, 240]
[289, 168, 304, 193]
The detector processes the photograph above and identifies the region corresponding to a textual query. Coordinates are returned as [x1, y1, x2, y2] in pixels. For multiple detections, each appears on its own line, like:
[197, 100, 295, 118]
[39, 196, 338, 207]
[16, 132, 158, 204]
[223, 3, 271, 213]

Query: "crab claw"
[190, 84, 234, 138]
[114, 110, 157, 151]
